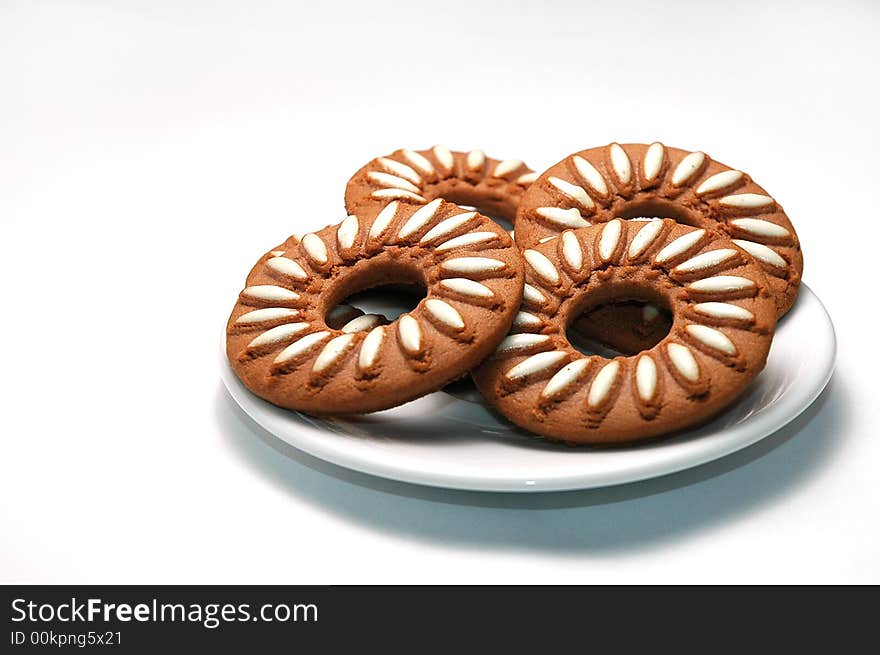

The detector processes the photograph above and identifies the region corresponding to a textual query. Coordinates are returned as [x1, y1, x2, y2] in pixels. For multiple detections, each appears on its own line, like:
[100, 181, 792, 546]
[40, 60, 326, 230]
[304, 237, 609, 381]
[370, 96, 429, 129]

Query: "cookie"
[226, 200, 524, 415]
[472, 219, 777, 444]
[345, 145, 537, 228]
[515, 143, 802, 317]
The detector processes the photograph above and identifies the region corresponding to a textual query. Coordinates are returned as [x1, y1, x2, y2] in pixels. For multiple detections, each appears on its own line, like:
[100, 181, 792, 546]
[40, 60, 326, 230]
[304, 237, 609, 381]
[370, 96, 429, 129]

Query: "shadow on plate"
[214, 377, 848, 554]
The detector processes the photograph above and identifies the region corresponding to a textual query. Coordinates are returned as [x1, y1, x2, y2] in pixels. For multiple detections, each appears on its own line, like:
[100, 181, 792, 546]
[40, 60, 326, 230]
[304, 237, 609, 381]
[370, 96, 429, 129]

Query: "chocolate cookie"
[472, 219, 777, 444]
[345, 145, 536, 227]
[227, 200, 524, 415]
[515, 143, 802, 317]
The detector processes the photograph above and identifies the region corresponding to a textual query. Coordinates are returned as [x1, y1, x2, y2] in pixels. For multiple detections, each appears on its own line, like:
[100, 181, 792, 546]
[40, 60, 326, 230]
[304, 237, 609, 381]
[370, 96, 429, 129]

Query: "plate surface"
[220, 284, 835, 492]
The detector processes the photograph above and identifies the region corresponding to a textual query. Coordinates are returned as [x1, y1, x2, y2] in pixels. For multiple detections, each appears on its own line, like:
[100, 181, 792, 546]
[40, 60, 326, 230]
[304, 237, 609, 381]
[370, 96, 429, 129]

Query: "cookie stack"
[226, 143, 802, 444]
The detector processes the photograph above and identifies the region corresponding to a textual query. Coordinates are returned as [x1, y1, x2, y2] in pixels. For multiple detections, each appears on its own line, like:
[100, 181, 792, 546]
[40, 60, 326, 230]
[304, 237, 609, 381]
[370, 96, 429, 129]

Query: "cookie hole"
[615, 199, 701, 227]
[567, 300, 673, 357]
[328, 283, 427, 326]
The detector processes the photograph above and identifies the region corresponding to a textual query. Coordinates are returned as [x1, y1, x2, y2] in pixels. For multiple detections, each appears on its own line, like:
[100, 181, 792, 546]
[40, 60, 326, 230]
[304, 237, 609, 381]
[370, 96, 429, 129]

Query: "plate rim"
[219, 283, 836, 493]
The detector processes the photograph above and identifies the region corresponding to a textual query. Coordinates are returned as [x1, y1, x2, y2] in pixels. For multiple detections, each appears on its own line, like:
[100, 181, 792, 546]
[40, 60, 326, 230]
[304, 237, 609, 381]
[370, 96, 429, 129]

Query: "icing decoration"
[642, 142, 665, 182]
[267, 257, 308, 281]
[628, 220, 665, 259]
[274, 331, 331, 365]
[439, 278, 494, 299]
[667, 343, 700, 381]
[247, 322, 309, 349]
[313, 333, 356, 373]
[523, 249, 560, 285]
[686, 324, 736, 355]
[505, 351, 567, 380]
[541, 358, 590, 399]
[588, 360, 621, 408]
[535, 207, 590, 229]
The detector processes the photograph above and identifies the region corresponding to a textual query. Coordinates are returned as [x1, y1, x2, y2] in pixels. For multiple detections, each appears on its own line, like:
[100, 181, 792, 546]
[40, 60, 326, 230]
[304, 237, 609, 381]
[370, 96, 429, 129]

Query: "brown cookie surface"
[227, 200, 524, 415]
[472, 219, 777, 444]
[515, 143, 802, 317]
[345, 145, 536, 226]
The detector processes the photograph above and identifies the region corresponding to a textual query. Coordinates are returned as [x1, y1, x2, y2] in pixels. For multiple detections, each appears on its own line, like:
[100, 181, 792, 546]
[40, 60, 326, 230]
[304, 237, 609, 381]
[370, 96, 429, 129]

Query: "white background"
[1, 0, 877, 583]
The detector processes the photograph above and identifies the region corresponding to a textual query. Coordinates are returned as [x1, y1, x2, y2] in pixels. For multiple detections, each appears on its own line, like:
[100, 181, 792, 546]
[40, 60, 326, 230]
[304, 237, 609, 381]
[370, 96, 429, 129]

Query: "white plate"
[220, 284, 835, 493]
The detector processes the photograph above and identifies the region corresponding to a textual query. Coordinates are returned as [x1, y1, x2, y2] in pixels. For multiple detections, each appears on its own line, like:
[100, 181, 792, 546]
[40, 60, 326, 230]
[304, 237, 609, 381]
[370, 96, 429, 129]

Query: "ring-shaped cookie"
[515, 143, 802, 317]
[472, 219, 777, 444]
[226, 200, 524, 415]
[345, 145, 537, 226]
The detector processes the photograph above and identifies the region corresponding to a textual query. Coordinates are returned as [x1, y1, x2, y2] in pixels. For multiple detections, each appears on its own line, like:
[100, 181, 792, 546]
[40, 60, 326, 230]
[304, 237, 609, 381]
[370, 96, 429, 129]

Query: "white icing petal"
[398, 315, 422, 355]
[337, 214, 359, 250]
[541, 358, 590, 399]
[358, 326, 385, 370]
[466, 149, 486, 170]
[439, 278, 494, 299]
[516, 172, 538, 185]
[548, 177, 595, 210]
[523, 284, 547, 306]
[312, 333, 356, 373]
[635, 355, 658, 402]
[402, 149, 435, 175]
[598, 219, 623, 261]
[535, 207, 590, 229]
[671, 152, 706, 186]
[247, 322, 309, 349]
[719, 193, 775, 209]
[505, 351, 567, 380]
[693, 302, 754, 322]
[432, 145, 454, 172]
[513, 311, 543, 330]
[341, 314, 385, 333]
[441, 256, 506, 276]
[367, 171, 421, 194]
[493, 159, 523, 177]
[730, 218, 791, 240]
[497, 333, 550, 353]
[642, 142, 665, 182]
[274, 331, 331, 364]
[419, 211, 478, 243]
[609, 144, 632, 185]
[539, 235, 557, 243]
[523, 249, 560, 285]
[686, 324, 737, 355]
[236, 307, 299, 325]
[572, 156, 608, 196]
[696, 170, 743, 196]
[267, 257, 308, 281]
[371, 188, 426, 202]
[269, 250, 285, 257]
[588, 360, 621, 408]
[242, 285, 300, 303]
[732, 239, 787, 268]
[628, 219, 665, 259]
[667, 343, 700, 381]
[654, 229, 706, 264]
[425, 299, 464, 330]
[687, 275, 757, 293]
[301, 233, 328, 264]
[378, 157, 422, 185]
[642, 304, 660, 321]
[397, 198, 443, 240]
[673, 248, 739, 274]
[561, 231, 583, 270]
[369, 201, 400, 240]
[435, 231, 497, 252]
